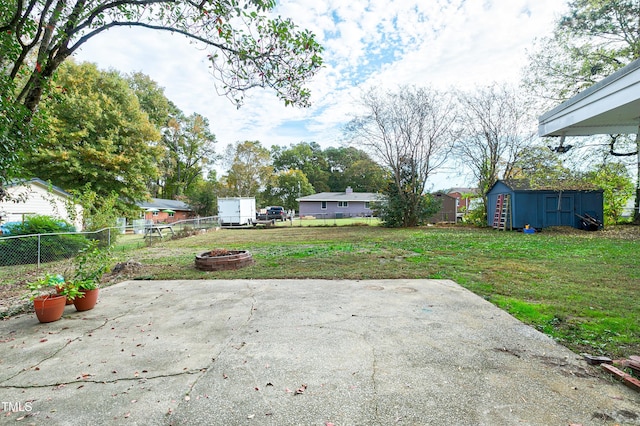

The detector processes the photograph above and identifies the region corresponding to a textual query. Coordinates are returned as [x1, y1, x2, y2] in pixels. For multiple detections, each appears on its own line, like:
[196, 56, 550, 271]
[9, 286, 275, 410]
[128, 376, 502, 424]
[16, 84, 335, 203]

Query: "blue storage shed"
[486, 180, 604, 230]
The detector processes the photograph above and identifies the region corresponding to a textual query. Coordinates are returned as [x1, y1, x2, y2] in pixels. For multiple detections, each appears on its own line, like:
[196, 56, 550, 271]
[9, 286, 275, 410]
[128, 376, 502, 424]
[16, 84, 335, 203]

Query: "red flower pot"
[73, 289, 99, 312]
[33, 295, 66, 323]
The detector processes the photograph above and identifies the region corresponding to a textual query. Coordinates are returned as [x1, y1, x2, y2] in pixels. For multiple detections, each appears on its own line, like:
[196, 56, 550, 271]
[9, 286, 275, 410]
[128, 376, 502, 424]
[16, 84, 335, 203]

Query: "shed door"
[544, 194, 574, 227]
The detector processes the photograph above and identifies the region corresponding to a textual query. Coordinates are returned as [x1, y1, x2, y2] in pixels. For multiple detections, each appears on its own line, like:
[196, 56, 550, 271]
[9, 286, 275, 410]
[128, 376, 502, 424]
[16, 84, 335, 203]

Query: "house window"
[321, 201, 327, 210]
[168, 212, 174, 218]
[338, 201, 348, 208]
[364, 202, 370, 209]
[152, 211, 158, 217]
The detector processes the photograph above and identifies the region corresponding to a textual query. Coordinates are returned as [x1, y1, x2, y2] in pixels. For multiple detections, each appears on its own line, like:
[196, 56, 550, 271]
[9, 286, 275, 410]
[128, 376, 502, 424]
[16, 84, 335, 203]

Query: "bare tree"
[346, 85, 457, 227]
[454, 83, 537, 212]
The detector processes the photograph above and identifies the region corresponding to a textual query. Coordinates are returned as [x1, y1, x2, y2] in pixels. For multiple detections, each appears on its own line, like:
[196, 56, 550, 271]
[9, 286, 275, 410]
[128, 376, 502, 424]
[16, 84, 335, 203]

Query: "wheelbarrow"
[575, 213, 602, 231]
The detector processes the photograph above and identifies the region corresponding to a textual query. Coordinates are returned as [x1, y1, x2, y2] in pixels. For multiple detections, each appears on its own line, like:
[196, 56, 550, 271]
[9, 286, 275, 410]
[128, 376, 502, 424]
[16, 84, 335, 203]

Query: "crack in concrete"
[170, 289, 259, 416]
[0, 311, 132, 385]
[0, 368, 208, 389]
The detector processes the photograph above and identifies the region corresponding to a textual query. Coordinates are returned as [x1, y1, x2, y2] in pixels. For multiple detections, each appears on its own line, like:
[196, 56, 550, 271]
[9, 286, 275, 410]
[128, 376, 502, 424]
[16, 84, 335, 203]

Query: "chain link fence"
[0, 229, 111, 268]
[0, 216, 219, 269]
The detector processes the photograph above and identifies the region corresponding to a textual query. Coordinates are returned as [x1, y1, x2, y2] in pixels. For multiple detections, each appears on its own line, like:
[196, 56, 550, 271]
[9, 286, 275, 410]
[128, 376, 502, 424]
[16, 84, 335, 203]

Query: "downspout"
[635, 127, 640, 223]
[558, 133, 565, 224]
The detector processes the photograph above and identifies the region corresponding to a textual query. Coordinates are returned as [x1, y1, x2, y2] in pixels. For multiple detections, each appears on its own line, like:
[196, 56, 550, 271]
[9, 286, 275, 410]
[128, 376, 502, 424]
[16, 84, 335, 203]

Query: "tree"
[160, 112, 217, 199]
[67, 184, 122, 242]
[525, 0, 640, 102]
[510, 146, 579, 188]
[24, 61, 162, 208]
[2, 0, 323, 114]
[186, 170, 219, 217]
[220, 140, 272, 199]
[271, 142, 330, 192]
[127, 72, 172, 128]
[454, 84, 537, 222]
[262, 169, 314, 211]
[325, 146, 388, 192]
[0, 0, 323, 193]
[585, 161, 634, 224]
[346, 85, 456, 227]
[524, 0, 640, 221]
[374, 163, 441, 228]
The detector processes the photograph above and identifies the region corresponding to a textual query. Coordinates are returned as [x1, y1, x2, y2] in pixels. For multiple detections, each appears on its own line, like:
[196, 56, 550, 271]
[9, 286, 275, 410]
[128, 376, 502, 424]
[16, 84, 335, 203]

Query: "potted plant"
[50, 273, 74, 305]
[70, 279, 100, 311]
[26, 274, 77, 323]
[67, 241, 111, 312]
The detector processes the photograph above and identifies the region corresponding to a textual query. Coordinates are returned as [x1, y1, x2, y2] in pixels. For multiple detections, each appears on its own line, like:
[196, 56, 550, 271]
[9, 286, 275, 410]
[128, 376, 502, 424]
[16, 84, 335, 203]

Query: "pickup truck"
[256, 206, 287, 221]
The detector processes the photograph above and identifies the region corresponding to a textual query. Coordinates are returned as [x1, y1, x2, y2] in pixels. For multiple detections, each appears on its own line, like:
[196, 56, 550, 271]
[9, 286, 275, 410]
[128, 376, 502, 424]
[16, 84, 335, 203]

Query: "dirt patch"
[0, 281, 32, 318]
[544, 224, 640, 240]
[601, 224, 640, 240]
[102, 259, 149, 284]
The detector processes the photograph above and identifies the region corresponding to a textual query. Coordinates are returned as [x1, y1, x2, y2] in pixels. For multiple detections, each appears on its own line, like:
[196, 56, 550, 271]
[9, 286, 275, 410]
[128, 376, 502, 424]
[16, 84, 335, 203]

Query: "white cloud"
[73, 0, 567, 189]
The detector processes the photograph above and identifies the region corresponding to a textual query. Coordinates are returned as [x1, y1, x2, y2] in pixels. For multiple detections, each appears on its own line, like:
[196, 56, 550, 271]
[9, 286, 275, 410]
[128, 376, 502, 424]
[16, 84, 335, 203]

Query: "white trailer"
[217, 197, 256, 226]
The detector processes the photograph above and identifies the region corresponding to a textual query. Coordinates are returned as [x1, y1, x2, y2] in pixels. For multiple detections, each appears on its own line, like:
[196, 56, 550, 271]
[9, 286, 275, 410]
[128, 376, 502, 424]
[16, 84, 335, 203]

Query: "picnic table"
[144, 223, 175, 239]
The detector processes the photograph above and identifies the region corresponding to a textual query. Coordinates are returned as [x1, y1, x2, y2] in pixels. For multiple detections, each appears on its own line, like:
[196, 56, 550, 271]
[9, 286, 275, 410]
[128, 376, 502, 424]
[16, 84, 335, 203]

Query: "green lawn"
[4, 225, 639, 358]
[108, 225, 640, 358]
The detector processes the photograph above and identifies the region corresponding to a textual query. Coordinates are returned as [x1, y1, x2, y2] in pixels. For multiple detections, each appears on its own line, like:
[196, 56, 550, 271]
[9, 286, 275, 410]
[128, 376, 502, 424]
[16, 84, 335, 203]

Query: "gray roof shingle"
[137, 198, 192, 211]
[296, 192, 383, 202]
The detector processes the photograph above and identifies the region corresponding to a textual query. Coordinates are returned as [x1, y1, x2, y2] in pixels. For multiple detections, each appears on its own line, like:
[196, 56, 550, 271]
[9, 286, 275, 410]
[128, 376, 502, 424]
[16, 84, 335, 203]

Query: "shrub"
[0, 215, 87, 266]
[374, 191, 441, 228]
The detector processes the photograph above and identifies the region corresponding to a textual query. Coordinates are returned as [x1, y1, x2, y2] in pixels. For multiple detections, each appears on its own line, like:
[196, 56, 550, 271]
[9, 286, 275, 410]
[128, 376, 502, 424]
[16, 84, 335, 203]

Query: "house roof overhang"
[296, 192, 382, 202]
[538, 58, 640, 137]
[137, 198, 192, 211]
[8, 178, 71, 199]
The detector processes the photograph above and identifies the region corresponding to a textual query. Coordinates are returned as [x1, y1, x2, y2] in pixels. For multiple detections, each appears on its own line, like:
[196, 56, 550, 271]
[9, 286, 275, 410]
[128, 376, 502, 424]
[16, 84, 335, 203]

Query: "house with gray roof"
[296, 187, 382, 219]
[137, 198, 193, 223]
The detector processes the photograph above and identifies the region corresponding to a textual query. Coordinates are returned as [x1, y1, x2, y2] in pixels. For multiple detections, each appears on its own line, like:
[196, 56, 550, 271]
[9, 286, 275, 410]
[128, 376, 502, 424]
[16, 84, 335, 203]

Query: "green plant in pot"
[26, 274, 79, 323]
[66, 241, 111, 312]
[50, 273, 75, 305]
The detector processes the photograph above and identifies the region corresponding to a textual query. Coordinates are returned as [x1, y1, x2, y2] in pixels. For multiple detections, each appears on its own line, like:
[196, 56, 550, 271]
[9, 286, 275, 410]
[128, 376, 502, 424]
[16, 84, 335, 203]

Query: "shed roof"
[538, 58, 640, 137]
[296, 191, 382, 202]
[433, 192, 456, 200]
[490, 179, 600, 192]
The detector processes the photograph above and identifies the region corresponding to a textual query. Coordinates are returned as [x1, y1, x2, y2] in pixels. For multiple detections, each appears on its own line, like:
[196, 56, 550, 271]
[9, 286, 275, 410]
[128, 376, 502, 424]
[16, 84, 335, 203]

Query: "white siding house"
[0, 178, 83, 230]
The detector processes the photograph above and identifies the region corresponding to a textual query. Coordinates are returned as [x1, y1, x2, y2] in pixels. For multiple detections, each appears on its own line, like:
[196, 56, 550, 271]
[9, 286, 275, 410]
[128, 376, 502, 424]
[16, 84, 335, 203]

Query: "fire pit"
[195, 249, 254, 271]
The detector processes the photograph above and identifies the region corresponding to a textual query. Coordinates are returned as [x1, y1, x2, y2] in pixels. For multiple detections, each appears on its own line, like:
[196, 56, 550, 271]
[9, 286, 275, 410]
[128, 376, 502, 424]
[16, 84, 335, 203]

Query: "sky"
[74, 0, 569, 190]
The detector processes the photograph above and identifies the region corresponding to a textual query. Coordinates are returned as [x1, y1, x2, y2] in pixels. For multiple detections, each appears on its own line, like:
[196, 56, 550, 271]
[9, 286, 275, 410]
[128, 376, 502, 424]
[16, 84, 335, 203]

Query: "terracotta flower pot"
[73, 288, 99, 312]
[33, 295, 67, 323]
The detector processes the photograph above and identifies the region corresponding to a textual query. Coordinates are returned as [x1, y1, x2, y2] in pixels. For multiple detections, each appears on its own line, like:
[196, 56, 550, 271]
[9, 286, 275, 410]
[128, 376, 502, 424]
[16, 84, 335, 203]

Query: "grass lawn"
[105, 224, 640, 358]
[2, 224, 638, 358]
